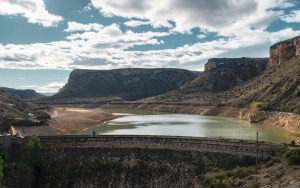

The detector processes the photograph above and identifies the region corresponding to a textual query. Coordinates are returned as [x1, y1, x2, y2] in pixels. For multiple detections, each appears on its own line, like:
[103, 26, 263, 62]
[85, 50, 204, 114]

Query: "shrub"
[205, 167, 255, 188]
[249, 101, 263, 111]
[225, 167, 254, 179]
[195, 157, 206, 175]
[265, 157, 281, 167]
[26, 135, 42, 185]
[27, 135, 40, 151]
[284, 149, 300, 165]
[208, 179, 233, 188]
[0, 156, 4, 187]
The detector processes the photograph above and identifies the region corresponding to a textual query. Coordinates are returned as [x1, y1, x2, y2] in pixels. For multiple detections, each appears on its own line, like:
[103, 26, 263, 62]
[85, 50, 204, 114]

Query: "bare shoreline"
[19, 106, 116, 136]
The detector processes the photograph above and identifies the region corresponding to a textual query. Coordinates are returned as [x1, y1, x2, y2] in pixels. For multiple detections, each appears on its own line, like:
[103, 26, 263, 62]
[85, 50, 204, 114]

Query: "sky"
[0, 0, 300, 94]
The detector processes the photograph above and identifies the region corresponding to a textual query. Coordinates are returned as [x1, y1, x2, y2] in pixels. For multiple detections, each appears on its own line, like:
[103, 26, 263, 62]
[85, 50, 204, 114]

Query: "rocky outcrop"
[53, 68, 199, 101]
[147, 36, 300, 114]
[204, 57, 268, 72]
[181, 57, 268, 92]
[0, 87, 44, 100]
[0, 91, 50, 131]
[269, 35, 300, 66]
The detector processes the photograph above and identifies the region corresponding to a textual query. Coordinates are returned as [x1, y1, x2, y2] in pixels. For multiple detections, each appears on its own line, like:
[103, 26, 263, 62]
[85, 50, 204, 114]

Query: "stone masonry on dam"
[0, 135, 284, 188]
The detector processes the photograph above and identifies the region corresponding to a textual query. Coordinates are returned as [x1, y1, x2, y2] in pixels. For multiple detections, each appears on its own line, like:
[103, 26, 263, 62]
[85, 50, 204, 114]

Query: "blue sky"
[0, 0, 300, 94]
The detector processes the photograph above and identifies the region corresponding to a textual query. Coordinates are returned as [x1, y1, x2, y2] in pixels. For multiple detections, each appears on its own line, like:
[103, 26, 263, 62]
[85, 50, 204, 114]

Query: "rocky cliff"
[204, 57, 268, 71]
[53, 68, 198, 101]
[269, 35, 300, 66]
[177, 57, 268, 92]
[0, 87, 44, 100]
[0, 91, 50, 132]
[147, 36, 300, 114]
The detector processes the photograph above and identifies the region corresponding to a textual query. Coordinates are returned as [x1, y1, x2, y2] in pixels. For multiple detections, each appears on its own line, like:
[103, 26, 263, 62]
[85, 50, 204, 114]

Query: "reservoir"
[81, 109, 297, 143]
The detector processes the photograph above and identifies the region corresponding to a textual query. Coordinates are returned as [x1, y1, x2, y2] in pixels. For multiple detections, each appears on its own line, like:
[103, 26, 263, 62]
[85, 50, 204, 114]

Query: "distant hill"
[0, 91, 50, 131]
[0, 87, 44, 100]
[51, 68, 199, 101]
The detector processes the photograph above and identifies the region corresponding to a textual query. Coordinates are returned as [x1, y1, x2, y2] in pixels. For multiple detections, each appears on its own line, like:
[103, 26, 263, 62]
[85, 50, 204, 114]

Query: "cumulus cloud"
[91, 0, 292, 34]
[282, 10, 300, 23]
[0, 0, 63, 27]
[0, 24, 171, 69]
[0, 24, 299, 71]
[64, 22, 103, 32]
[0, 0, 299, 71]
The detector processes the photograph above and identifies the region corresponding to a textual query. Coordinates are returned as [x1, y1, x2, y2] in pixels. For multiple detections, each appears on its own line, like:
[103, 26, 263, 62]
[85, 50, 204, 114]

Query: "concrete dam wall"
[1, 135, 283, 188]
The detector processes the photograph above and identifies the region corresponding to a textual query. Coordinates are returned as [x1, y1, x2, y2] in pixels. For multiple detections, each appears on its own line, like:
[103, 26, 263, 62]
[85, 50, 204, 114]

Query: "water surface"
[81, 109, 297, 143]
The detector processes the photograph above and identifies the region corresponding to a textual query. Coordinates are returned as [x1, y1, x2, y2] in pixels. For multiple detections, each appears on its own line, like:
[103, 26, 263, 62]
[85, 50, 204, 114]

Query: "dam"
[0, 135, 284, 188]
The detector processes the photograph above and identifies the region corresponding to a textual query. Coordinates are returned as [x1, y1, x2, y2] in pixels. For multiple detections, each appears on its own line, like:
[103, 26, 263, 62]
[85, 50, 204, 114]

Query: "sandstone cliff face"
[269, 35, 300, 66]
[148, 36, 300, 114]
[204, 57, 268, 72]
[181, 57, 268, 92]
[54, 68, 198, 101]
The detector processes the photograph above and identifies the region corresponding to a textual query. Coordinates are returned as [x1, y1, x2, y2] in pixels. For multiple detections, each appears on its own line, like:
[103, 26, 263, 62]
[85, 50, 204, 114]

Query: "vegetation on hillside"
[284, 149, 300, 165]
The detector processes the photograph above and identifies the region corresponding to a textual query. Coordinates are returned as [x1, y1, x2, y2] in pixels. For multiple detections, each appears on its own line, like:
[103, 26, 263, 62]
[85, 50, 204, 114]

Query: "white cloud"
[64, 22, 103, 32]
[0, 0, 299, 71]
[0, 0, 63, 27]
[36, 82, 65, 93]
[21, 82, 65, 93]
[91, 0, 293, 34]
[124, 20, 150, 27]
[282, 10, 300, 23]
[197, 34, 206, 39]
[0, 24, 299, 71]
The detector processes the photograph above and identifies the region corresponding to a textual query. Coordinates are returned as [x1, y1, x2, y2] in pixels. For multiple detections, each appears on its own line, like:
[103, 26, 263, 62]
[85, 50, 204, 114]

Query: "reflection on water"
[81, 109, 297, 143]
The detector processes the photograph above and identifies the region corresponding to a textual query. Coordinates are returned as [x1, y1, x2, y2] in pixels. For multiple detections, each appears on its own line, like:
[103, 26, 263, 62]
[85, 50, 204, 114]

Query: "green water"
[81, 109, 297, 143]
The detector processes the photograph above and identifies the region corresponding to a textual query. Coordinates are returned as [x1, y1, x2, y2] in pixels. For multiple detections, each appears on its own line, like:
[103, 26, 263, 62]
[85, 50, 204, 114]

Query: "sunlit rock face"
[269, 36, 300, 66]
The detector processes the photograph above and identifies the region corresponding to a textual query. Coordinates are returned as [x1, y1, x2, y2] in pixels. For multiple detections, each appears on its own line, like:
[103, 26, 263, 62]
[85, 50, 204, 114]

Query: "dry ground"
[19, 107, 115, 136]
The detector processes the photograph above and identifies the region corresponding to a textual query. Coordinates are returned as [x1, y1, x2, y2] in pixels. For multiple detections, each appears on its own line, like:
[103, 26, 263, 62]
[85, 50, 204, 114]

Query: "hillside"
[0, 87, 44, 100]
[182, 57, 268, 92]
[52, 68, 199, 101]
[0, 91, 50, 132]
[147, 36, 300, 113]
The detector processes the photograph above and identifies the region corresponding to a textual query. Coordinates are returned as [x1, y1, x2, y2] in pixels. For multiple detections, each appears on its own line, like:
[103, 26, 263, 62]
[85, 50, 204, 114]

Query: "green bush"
[0, 156, 4, 188]
[208, 179, 233, 188]
[205, 167, 254, 188]
[284, 149, 300, 165]
[225, 167, 254, 179]
[249, 101, 263, 111]
[26, 135, 42, 186]
[265, 157, 281, 167]
[27, 135, 41, 151]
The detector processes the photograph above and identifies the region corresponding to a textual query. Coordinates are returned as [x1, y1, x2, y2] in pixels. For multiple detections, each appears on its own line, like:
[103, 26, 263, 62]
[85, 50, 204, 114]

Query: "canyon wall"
[269, 36, 300, 66]
[52, 68, 198, 101]
[204, 57, 268, 72]
[174, 57, 268, 92]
